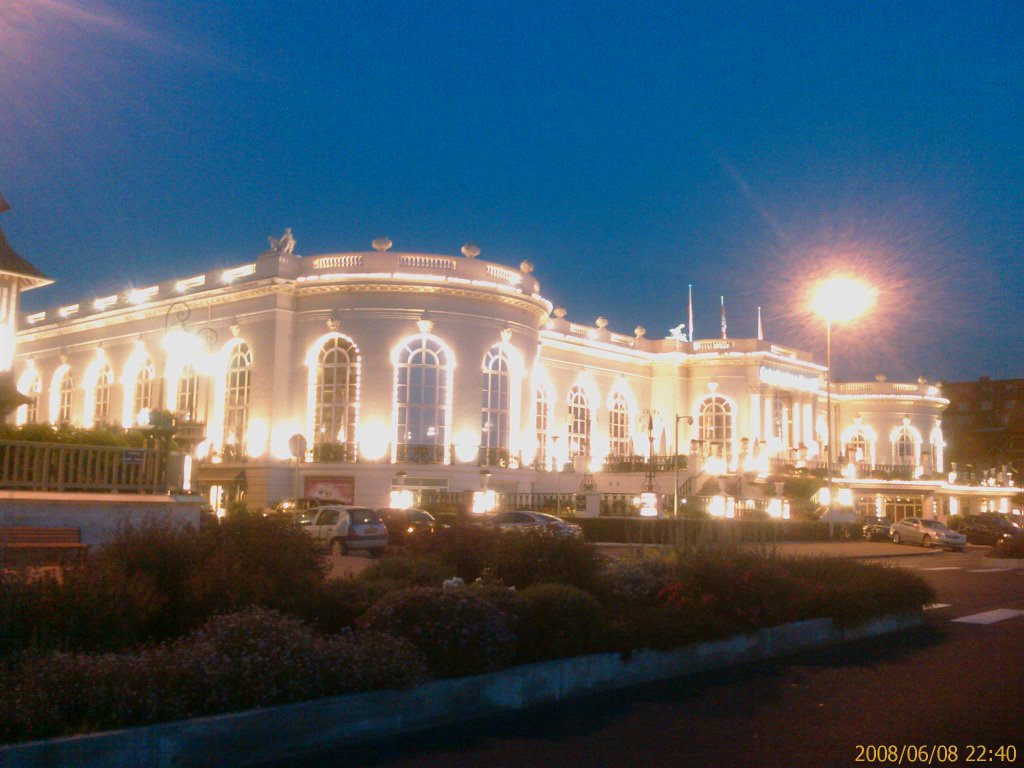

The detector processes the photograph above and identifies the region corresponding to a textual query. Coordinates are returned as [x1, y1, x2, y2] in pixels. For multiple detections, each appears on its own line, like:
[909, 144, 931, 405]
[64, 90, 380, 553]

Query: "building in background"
[943, 377, 1024, 480]
[10, 233, 1019, 519]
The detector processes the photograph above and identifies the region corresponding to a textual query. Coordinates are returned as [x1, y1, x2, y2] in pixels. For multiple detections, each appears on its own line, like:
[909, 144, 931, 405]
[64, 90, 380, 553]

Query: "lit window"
[567, 386, 591, 458]
[19, 372, 41, 425]
[609, 392, 631, 458]
[58, 371, 75, 424]
[93, 365, 112, 425]
[314, 337, 358, 449]
[893, 427, 916, 465]
[395, 336, 449, 462]
[845, 432, 868, 463]
[698, 396, 732, 458]
[177, 364, 199, 422]
[481, 347, 510, 454]
[224, 343, 252, 446]
[535, 387, 549, 468]
[133, 359, 155, 418]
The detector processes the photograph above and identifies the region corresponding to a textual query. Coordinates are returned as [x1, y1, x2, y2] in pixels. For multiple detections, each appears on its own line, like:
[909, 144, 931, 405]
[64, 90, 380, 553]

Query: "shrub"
[486, 532, 605, 591]
[0, 608, 430, 744]
[513, 583, 608, 662]
[291, 577, 399, 634]
[358, 587, 514, 677]
[598, 557, 677, 605]
[359, 552, 453, 587]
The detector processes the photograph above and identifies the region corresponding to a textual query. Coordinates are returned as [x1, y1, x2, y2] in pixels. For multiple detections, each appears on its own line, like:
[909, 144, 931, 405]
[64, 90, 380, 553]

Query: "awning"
[197, 467, 247, 486]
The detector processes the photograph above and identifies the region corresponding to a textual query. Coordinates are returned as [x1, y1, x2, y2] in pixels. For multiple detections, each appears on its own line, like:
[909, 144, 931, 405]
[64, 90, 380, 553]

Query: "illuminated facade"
[11, 236, 1019, 518]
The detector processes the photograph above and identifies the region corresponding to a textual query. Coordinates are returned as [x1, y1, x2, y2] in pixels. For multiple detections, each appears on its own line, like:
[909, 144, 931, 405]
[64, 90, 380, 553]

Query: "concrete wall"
[0, 492, 202, 547]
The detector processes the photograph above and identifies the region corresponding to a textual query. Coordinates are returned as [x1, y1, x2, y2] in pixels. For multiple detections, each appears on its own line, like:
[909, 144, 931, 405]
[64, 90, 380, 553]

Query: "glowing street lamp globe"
[810, 276, 876, 324]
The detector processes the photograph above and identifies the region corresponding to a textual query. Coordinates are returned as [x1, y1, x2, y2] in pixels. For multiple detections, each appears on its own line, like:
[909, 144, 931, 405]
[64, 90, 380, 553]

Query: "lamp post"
[811, 276, 875, 540]
[674, 414, 692, 518]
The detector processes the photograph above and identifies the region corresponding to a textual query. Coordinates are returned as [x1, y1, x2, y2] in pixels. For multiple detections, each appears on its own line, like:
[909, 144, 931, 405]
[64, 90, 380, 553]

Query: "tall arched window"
[133, 359, 155, 421]
[395, 336, 449, 462]
[176, 364, 199, 422]
[56, 371, 75, 424]
[224, 343, 252, 446]
[698, 396, 732, 458]
[481, 348, 510, 458]
[893, 427, 916, 466]
[18, 371, 41, 425]
[845, 431, 868, 463]
[535, 386, 549, 468]
[567, 386, 591, 458]
[93, 364, 112, 425]
[314, 336, 358, 451]
[608, 392, 631, 458]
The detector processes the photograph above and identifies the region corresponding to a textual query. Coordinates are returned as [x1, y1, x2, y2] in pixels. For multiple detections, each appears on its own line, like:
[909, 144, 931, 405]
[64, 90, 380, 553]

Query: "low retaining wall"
[0, 611, 922, 768]
[0, 492, 202, 547]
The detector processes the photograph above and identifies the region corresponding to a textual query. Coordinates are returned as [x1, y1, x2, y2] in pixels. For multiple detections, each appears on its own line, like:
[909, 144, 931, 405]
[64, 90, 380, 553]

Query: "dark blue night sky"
[2, 1, 1021, 382]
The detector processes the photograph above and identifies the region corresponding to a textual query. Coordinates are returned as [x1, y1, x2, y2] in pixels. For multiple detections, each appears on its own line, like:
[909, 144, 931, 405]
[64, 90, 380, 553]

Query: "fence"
[0, 440, 183, 494]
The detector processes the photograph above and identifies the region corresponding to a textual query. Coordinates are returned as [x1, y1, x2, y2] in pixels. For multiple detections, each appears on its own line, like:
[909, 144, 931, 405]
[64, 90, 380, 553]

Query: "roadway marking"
[952, 609, 1024, 625]
[918, 566, 962, 571]
[923, 603, 950, 610]
[967, 569, 1005, 573]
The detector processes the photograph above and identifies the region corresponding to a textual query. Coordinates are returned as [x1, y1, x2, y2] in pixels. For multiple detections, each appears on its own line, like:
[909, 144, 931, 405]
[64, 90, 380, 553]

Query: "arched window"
[698, 396, 732, 458]
[224, 343, 252, 446]
[314, 336, 358, 451]
[57, 371, 75, 424]
[845, 431, 868, 463]
[176, 364, 198, 422]
[481, 348, 510, 456]
[18, 371, 41, 425]
[608, 392, 631, 458]
[893, 427, 916, 466]
[567, 386, 591, 458]
[93, 364, 112, 425]
[133, 359, 155, 421]
[535, 386, 549, 468]
[395, 336, 449, 462]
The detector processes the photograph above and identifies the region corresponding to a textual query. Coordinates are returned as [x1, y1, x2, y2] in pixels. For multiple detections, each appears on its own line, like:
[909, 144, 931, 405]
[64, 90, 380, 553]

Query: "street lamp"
[674, 414, 692, 518]
[811, 276, 875, 539]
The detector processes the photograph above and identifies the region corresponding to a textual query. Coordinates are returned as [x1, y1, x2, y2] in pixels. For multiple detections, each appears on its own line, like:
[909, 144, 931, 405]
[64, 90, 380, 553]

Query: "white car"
[889, 517, 965, 552]
[480, 511, 584, 539]
[297, 505, 389, 557]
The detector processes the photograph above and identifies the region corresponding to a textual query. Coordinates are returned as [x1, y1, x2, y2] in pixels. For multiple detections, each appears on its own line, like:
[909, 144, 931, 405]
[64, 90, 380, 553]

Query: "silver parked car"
[297, 505, 389, 557]
[480, 511, 584, 539]
[889, 517, 965, 551]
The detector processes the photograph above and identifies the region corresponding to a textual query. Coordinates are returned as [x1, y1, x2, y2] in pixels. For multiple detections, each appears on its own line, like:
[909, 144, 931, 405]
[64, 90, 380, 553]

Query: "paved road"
[273, 546, 1023, 768]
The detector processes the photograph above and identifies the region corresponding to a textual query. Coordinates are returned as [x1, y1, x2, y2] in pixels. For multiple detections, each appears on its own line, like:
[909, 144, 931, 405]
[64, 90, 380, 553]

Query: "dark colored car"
[862, 516, 894, 541]
[377, 508, 440, 544]
[961, 513, 1024, 546]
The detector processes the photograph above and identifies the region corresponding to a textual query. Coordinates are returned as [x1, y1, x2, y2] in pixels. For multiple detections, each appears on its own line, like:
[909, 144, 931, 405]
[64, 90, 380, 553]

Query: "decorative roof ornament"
[519, 260, 534, 274]
[552, 307, 567, 319]
[372, 237, 393, 252]
[326, 312, 340, 332]
[417, 311, 434, 334]
[267, 228, 296, 256]
[595, 316, 608, 329]
[634, 326, 646, 338]
[461, 243, 480, 258]
[230, 318, 242, 337]
[500, 326, 512, 344]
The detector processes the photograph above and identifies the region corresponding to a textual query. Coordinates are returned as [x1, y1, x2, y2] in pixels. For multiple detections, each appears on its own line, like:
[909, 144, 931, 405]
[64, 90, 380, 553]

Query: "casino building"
[10, 233, 1019, 520]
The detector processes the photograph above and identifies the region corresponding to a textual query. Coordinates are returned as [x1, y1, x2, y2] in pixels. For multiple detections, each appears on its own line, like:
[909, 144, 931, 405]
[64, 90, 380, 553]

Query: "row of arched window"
[16, 343, 253, 447]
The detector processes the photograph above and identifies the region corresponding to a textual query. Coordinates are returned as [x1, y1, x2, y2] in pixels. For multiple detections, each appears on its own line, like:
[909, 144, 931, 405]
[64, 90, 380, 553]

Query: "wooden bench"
[0, 527, 90, 559]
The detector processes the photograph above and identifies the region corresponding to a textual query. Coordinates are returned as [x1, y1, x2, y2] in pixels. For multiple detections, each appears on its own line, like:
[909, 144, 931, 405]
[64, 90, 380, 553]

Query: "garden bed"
[1, 516, 934, 747]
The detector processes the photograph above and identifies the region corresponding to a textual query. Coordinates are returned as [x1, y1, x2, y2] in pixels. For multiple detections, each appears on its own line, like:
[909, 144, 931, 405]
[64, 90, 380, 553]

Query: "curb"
[0, 611, 923, 768]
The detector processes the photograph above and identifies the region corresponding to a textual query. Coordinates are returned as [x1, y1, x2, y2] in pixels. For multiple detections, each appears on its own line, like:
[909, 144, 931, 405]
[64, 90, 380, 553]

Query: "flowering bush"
[358, 587, 515, 677]
[0, 607, 430, 744]
[513, 583, 609, 662]
[599, 557, 677, 605]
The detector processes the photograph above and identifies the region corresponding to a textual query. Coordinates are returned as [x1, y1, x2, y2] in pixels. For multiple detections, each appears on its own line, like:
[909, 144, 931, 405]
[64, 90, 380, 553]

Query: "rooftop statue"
[267, 228, 296, 256]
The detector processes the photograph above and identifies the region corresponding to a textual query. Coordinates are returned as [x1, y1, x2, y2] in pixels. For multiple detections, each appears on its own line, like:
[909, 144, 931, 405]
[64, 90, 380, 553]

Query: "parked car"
[479, 511, 584, 538]
[270, 497, 342, 519]
[297, 505, 388, 557]
[961, 513, 1024, 546]
[889, 517, 965, 551]
[377, 507, 441, 544]
[862, 516, 894, 541]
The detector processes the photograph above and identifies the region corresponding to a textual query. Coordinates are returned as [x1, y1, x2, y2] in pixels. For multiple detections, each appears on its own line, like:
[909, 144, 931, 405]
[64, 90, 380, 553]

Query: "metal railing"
[0, 440, 179, 494]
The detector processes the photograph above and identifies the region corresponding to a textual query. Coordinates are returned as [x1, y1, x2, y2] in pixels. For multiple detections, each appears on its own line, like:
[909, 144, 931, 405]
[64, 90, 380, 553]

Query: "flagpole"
[757, 306, 764, 341]
[720, 295, 727, 340]
[687, 284, 694, 342]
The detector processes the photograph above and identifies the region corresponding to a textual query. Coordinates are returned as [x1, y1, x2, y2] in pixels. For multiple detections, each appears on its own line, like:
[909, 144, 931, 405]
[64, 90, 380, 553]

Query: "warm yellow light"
[453, 430, 480, 464]
[271, 422, 303, 460]
[246, 419, 269, 458]
[810, 276, 875, 323]
[838, 488, 854, 506]
[389, 489, 414, 510]
[471, 489, 497, 514]
[703, 455, 726, 476]
[358, 421, 390, 461]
